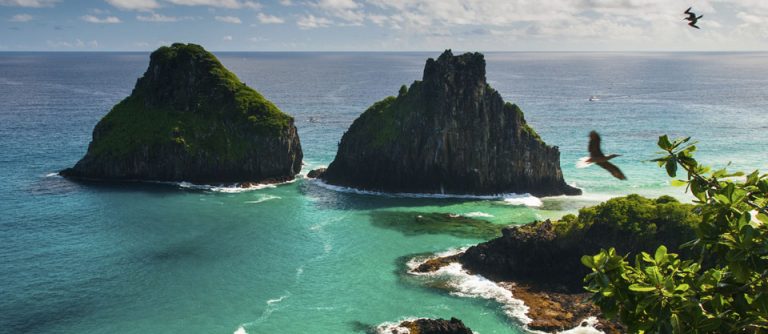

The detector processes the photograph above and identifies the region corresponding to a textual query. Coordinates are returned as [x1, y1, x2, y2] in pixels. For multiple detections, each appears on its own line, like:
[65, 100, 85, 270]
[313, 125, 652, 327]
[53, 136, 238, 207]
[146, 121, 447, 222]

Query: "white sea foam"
[462, 211, 495, 218]
[408, 251, 604, 334]
[313, 179, 544, 207]
[233, 293, 292, 333]
[374, 318, 420, 334]
[267, 294, 289, 305]
[556, 317, 604, 334]
[502, 194, 543, 207]
[173, 179, 296, 193]
[44, 172, 62, 178]
[245, 195, 281, 204]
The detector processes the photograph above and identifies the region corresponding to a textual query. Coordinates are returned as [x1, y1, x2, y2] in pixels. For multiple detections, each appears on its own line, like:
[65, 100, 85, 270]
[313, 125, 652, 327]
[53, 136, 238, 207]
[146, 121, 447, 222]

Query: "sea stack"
[321, 50, 580, 196]
[61, 43, 302, 184]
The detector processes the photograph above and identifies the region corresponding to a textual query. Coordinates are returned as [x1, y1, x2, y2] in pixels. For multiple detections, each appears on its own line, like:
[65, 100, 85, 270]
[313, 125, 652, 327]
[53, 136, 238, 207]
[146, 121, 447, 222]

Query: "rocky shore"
[410, 195, 700, 333]
[379, 318, 474, 334]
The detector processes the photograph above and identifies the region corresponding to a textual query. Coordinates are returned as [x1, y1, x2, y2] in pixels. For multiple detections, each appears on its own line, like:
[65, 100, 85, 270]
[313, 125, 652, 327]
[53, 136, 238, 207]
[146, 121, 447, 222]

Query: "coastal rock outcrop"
[396, 318, 474, 334]
[459, 195, 698, 292]
[321, 50, 579, 197]
[61, 43, 302, 184]
[412, 195, 699, 332]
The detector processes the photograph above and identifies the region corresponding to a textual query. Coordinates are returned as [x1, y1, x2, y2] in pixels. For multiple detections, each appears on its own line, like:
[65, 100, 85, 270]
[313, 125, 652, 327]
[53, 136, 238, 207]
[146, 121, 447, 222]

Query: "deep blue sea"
[1, 52, 767, 334]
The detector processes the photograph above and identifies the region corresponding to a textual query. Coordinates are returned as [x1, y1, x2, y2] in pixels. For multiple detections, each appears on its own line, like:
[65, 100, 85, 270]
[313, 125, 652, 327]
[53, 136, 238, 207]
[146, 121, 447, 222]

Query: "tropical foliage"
[583, 135, 768, 333]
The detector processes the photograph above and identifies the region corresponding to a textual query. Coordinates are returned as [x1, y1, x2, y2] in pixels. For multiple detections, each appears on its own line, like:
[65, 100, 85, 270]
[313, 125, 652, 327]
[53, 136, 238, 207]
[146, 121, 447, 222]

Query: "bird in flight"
[684, 7, 703, 29]
[576, 131, 627, 180]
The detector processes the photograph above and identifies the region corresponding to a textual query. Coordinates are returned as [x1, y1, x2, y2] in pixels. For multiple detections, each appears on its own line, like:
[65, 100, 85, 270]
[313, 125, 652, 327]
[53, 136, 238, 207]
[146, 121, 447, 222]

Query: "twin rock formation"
[62, 44, 578, 197]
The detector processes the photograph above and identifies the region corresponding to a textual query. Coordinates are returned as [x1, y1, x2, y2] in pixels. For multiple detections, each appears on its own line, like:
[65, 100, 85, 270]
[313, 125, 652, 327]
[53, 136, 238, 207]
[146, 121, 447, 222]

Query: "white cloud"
[215, 15, 241, 24]
[278, 0, 291, 5]
[0, 0, 57, 7]
[9, 14, 33, 22]
[136, 12, 178, 22]
[166, 0, 260, 9]
[223, 35, 233, 40]
[105, 0, 159, 11]
[312, 0, 364, 24]
[297, 14, 332, 29]
[257, 12, 284, 24]
[81, 15, 122, 23]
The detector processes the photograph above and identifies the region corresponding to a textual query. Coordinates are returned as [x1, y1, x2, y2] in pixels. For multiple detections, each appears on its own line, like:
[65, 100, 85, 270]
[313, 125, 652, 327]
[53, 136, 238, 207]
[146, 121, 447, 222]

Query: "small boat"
[589, 96, 600, 101]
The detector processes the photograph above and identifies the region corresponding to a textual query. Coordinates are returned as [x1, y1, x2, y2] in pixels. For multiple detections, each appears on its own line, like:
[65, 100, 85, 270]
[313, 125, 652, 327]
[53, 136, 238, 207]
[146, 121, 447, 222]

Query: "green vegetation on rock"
[583, 136, 768, 333]
[91, 43, 291, 160]
[62, 43, 302, 183]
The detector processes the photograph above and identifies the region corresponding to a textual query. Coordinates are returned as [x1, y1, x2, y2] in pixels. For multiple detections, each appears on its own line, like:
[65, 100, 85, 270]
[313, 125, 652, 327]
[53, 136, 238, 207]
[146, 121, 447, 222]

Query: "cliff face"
[61, 43, 302, 184]
[321, 50, 579, 196]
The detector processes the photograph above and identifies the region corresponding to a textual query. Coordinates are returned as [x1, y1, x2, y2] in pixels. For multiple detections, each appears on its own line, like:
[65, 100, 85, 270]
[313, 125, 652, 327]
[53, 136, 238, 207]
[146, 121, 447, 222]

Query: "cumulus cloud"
[297, 14, 332, 29]
[215, 15, 241, 24]
[9, 13, 33, 22]
[312, 0, 364, 24]
[136, 12, 178, 22]
[105, 0, 159, 11]
[257, 12, 284, 24]
[166, 0, 260, 9]
[81, 15, 122, 23]
[0, 0, 57, 7]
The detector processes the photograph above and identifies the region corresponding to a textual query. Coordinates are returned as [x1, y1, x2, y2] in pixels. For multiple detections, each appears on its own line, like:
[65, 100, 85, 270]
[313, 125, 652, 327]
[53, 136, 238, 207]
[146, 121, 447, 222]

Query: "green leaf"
[670, 179, 687, 187]
[581, 255, 595, 269]
[654, 245, 668, 264]
[629, 284, 657, 292]
[658, 135, 672, 150]
[666, 157, 678, 177]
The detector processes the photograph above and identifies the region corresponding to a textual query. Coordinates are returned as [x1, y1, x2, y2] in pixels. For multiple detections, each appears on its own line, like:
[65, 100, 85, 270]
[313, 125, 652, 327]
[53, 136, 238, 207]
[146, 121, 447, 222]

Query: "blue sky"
[1, 0, 767, 51]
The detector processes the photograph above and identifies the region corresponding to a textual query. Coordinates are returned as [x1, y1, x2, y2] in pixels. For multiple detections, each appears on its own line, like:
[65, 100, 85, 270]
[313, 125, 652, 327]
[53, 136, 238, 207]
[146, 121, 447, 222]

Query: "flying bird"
[576, 131, 627, 180]
[684, 7, 703, 29]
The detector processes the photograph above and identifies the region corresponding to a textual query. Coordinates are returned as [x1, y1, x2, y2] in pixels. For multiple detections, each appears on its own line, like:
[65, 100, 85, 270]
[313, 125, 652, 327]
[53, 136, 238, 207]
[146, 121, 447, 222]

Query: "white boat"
[589, 96, 600, 101]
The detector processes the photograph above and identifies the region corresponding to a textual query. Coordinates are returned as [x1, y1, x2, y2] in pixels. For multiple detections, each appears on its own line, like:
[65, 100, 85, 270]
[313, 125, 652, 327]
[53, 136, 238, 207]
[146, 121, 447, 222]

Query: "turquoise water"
[1, 52, 767, 333]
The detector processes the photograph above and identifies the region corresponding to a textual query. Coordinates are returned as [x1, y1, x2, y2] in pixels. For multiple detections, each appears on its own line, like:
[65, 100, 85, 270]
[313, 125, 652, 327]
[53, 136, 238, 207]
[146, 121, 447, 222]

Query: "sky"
[0, 0, 767, 51]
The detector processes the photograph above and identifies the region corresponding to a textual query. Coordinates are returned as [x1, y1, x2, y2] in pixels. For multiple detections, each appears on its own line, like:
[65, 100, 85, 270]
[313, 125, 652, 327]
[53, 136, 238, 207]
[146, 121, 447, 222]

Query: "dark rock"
[459, 194, 699, 292]
[61, 43, 302, 184]
[399, 318, 474, 334]
[306, 168, 327, 179]
[321, 50, 580, 197]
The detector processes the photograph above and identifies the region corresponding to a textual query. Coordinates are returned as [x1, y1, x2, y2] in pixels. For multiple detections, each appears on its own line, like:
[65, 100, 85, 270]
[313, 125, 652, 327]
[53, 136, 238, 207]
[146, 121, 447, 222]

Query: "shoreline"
[409, 251, 623, 334]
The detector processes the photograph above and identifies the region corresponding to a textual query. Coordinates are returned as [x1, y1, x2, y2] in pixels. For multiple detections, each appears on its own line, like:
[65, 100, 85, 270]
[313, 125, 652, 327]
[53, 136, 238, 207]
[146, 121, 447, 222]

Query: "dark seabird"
[684, 7, 702, 29]
[577, 131, 627, 180]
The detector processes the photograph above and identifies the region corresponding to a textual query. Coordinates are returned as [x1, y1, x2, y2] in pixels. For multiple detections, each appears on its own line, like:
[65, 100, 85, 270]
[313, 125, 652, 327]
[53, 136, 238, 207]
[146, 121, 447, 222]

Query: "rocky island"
[320, 50, 579, 197]
[412, 195, 699, 332]
[61, 43, 302, 184]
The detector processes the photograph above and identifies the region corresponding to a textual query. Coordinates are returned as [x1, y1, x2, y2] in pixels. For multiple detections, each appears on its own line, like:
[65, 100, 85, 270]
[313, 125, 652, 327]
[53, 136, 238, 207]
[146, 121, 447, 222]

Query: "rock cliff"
[321, 50, 579, 196]
[61, 43, 302, 184]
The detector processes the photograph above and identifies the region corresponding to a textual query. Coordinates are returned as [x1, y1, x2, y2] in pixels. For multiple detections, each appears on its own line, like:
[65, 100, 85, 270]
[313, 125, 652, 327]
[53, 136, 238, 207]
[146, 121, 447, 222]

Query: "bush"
[583, 136, 768, 333]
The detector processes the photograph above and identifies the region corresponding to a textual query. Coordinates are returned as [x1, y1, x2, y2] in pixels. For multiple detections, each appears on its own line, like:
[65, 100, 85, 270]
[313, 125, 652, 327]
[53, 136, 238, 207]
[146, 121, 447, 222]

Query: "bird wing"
[684, 7, 692, 14]
[588, 131, 604, 158]
[597, 161, 627, 180]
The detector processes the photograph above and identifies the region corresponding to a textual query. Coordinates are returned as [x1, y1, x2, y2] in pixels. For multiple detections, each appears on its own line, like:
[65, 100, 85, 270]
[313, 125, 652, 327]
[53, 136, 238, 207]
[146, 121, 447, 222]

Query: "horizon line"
[2, 50, 768, 53]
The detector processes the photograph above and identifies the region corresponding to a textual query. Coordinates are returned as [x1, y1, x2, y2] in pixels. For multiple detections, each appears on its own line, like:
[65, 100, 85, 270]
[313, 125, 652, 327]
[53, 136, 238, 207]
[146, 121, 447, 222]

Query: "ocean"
[1, 51, 766, 334]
